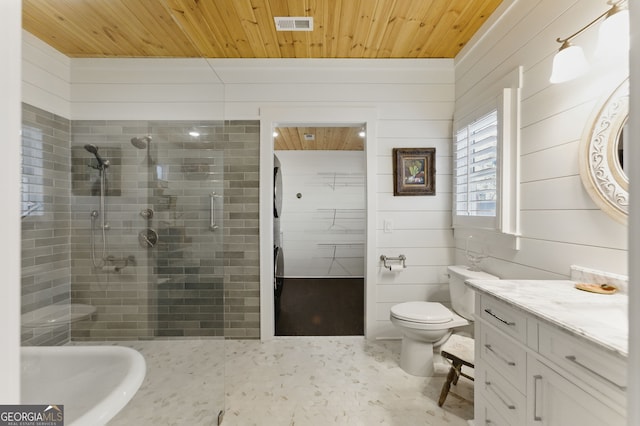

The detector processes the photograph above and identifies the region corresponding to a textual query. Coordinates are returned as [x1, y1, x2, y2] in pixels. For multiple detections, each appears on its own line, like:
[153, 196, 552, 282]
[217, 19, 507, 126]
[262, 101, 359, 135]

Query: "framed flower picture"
[392, 148, 436, 196]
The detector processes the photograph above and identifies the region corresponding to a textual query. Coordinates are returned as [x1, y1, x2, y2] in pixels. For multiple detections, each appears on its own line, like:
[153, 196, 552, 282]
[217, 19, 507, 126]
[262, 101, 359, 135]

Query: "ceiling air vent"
[303, 133, 315, 141]
[274, 17, 314, 31]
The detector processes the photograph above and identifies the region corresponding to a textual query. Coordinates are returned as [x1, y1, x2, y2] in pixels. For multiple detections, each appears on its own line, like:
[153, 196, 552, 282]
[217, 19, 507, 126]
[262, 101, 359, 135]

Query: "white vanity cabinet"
[526, 356, 625, 426]
[474, 293, 627, 426]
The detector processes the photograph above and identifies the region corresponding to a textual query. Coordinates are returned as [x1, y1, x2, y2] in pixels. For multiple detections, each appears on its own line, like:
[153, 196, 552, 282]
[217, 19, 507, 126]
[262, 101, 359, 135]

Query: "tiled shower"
[21, 104, 72, 346]
[70, 118, 226, 341]
[21, 103, 261, 346]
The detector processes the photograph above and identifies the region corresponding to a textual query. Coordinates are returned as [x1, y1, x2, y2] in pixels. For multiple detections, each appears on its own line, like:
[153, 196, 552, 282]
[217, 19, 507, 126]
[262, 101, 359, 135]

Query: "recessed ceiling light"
[358, 130, 366, 138]
[273, 131, 279, 137]
[189, 131, 200, 137]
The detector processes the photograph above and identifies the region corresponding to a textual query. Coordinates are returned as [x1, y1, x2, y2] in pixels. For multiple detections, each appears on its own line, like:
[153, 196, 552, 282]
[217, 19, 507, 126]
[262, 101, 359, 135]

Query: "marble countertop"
[465, 279, 628, 358]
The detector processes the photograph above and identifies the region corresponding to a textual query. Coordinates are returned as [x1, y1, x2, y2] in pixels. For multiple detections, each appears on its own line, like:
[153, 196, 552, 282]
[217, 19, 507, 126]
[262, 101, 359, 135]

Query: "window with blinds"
[455, 110, 498, 217]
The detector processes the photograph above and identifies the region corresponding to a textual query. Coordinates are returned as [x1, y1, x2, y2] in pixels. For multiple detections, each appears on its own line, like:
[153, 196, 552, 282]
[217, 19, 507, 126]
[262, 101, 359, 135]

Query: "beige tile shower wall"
[454, 0, 628, 279]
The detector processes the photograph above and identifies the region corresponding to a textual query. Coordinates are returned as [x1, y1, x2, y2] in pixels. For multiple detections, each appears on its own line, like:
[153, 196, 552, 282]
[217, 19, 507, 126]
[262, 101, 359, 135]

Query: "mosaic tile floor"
[106, 337, 473, 425]
[107, 339, 225, 426]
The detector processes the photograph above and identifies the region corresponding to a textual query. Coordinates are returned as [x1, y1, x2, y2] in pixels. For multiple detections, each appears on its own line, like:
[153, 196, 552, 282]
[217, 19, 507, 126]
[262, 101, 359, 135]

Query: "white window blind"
[455, 110, 498, 217]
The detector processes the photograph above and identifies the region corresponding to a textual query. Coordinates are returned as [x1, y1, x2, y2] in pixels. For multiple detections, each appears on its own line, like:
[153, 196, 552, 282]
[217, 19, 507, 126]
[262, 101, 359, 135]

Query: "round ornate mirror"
[579, 78, 629, 224]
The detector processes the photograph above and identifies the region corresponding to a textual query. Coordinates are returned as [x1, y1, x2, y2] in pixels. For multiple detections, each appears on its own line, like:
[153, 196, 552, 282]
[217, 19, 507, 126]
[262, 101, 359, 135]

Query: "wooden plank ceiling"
[22, 0, 502, 59]
[274, 127, 364, 151]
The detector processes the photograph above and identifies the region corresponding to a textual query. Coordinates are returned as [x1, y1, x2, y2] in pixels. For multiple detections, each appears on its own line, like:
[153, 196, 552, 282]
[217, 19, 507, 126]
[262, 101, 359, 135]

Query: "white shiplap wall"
[454, 0, 629, 279]
[219, 59, 455, 338]
[70, 58, 225, 120]
[22, 33, 225, 121]
[22, 34, 457, 339]
[22, 31, 71, 118]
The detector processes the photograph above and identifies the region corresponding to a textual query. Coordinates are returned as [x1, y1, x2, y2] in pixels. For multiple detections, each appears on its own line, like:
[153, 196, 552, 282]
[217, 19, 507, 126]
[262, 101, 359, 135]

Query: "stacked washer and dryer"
[273, 155, 285, 320]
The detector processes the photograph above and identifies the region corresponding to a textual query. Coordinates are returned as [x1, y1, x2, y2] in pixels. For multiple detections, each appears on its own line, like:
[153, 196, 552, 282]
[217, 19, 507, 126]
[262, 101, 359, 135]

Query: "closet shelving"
[316, 242, 365, 276]
[316, 172, 365, 190]
[317, 208, 365, 234]
[281, 157, 366, 277]
[311, 172, 365, 276]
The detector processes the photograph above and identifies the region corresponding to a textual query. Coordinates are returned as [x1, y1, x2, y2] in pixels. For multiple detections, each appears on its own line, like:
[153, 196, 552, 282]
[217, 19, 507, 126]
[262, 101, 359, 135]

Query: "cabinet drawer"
[477, 364, 526, 426]
[538, 324, 627, 398]
[480, 295, 528, 344]
[474, 396, 512, 426]
[478, 321, 527, 392]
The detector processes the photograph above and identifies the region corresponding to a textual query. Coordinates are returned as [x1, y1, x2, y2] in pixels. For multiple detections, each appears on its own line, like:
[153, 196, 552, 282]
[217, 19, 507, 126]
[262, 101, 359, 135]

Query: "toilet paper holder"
[380, 254, 406, 270]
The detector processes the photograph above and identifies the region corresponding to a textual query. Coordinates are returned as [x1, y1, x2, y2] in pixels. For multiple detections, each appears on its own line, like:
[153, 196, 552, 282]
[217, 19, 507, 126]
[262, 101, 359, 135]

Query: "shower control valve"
[139, 228, 158, 248]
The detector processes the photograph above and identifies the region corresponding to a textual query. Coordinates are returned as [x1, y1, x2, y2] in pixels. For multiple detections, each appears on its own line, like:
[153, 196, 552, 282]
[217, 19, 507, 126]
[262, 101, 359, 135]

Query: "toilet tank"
[447, 265, 499, 320]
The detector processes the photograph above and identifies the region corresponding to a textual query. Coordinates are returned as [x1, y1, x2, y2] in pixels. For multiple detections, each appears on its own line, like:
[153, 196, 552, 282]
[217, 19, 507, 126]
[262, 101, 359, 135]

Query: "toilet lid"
[391, 302, 453, 323]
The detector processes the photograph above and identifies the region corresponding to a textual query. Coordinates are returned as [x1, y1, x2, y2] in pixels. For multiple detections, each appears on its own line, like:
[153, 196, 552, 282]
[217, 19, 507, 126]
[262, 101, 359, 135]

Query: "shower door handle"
[210, 192, 221, 231]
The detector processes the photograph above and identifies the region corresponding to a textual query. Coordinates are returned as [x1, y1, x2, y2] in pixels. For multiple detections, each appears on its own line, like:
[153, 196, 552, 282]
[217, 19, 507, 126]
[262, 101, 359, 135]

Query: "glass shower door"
[69, 119, 226, 424]
[146, 122, 225, 340]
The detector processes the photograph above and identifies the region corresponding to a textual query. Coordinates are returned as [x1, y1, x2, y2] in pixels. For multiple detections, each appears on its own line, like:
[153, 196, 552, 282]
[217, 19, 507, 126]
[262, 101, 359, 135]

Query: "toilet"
[390, 265, 499, 376]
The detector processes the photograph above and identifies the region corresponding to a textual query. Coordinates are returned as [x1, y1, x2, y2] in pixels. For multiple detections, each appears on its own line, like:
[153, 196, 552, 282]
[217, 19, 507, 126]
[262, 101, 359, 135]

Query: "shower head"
[84, 144, 99, 155]
[131, 135, 152, 149]
[84, 144, 110, 169]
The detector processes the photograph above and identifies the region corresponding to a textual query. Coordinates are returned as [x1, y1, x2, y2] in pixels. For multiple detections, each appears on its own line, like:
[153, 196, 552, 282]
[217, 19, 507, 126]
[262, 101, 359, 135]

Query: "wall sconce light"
[550, 0, 629, 84]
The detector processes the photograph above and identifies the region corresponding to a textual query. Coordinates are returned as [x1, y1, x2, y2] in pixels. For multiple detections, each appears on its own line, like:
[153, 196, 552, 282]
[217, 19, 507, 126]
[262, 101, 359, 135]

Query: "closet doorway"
[273, 126, 365, 336]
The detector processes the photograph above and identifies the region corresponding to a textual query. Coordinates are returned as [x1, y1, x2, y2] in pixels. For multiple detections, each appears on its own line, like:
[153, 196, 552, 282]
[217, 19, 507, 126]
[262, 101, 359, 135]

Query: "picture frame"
[392, 148, 436, 196]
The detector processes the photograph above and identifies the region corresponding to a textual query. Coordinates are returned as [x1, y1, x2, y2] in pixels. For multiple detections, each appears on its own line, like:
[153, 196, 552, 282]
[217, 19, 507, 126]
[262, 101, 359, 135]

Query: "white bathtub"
[21, 345, 146, 426]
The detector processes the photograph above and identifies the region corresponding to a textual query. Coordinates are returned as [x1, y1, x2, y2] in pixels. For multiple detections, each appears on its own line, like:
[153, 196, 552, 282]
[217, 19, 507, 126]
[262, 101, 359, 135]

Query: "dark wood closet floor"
[275, 278, 364, 336]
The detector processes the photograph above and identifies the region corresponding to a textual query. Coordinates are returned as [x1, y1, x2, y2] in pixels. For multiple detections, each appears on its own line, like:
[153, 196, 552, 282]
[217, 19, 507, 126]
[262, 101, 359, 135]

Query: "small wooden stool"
[438, 334, 475, 407]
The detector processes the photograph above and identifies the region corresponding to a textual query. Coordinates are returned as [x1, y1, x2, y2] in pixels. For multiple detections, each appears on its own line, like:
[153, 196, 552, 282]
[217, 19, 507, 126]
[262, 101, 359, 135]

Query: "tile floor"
[107, 339, 225, 425]
[108, 337, 474, 425]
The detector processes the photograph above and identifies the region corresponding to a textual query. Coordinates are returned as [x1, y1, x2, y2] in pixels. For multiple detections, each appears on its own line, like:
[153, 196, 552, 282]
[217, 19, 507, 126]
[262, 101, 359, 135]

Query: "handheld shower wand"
[84, 144, 110, 268]
[84, 144, 110, 169]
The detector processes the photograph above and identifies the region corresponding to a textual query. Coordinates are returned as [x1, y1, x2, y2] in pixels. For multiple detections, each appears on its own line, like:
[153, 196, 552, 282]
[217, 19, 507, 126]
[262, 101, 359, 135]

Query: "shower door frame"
[258, 106, 378, 340]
